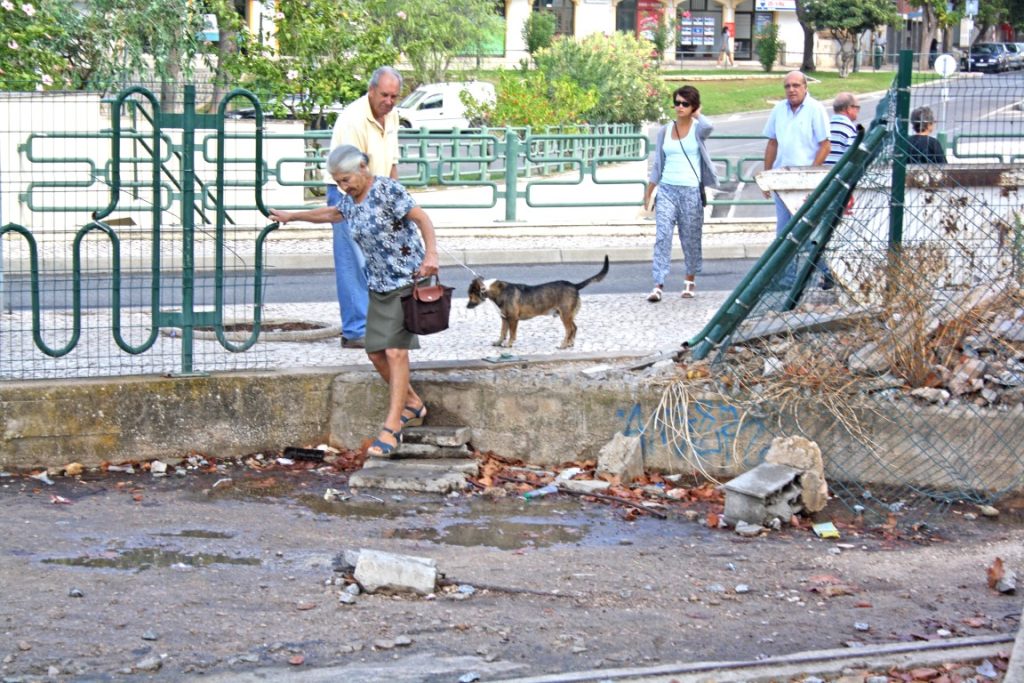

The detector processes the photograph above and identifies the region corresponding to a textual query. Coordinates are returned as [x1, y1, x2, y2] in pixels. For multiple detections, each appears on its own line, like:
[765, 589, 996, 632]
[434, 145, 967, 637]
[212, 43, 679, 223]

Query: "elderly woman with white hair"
[270, 144, 439, 457]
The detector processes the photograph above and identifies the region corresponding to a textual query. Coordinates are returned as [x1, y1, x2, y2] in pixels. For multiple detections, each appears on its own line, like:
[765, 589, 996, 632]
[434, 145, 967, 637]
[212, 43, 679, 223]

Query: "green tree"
[802, 0, 899, 76]
[756, 22, 782, 72]
[0, 0, 73, 90]
[522, 10, 557, 63]
[224, 0, 398, 129]
[60, 0, 206, 104]
[649, 11, 676, 64]
[534, 32, 666, 125]
[377, 0, 504, 86]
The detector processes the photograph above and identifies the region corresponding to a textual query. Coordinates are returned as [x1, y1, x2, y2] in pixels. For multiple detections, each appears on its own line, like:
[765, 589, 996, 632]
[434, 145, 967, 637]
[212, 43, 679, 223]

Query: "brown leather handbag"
[401, 275, 453, 335]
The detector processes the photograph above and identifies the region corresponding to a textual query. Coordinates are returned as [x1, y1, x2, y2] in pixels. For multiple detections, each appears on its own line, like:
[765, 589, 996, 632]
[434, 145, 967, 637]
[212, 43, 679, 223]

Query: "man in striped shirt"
[818, 92, 860, 290]
[824, 92, 860, 166]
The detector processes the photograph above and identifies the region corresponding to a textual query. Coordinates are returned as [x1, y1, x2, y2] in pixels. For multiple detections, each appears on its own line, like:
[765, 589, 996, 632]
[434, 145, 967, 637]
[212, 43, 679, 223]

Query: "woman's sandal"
[681, 281, 696, 299]
[646, 287, 663, 303]
[400, 404, 427, 427]
[367, 426, 402, 457]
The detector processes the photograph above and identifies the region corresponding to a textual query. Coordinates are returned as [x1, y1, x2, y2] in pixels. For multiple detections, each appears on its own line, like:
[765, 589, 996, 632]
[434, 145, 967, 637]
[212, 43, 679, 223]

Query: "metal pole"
[180, 85, 197, 374]
[0, 152, 5, 313]
[503, 129, 520, 222]
[889, 49, 914, 253]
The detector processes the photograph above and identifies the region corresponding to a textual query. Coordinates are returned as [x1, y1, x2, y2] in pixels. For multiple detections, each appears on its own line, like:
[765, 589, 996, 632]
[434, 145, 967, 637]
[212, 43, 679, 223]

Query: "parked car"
[1001, 42, 1024, 70]
[960, 43, 1010, 73]
[225, 95, 346, 125]
[396, 82, 496, 132]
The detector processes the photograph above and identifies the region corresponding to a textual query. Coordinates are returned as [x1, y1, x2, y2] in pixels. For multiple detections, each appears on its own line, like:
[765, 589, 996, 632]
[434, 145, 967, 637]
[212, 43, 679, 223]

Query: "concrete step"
[402, 425, 472, 448]
[348, 465, 469, 494]
[363, 457, 480, 475]
[391, 443, 473, 459]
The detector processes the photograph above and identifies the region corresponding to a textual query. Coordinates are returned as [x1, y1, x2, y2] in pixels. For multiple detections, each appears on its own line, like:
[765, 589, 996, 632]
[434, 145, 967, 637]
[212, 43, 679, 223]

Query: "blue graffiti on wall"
[617, 400, 770, 468]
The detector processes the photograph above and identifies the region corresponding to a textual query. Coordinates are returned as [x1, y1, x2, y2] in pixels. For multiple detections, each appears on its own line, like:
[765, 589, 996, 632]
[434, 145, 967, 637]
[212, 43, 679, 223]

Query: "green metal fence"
[1, 82, 768, 380]
[1, 84, 280, 379]
[676, 51, 1024, 518]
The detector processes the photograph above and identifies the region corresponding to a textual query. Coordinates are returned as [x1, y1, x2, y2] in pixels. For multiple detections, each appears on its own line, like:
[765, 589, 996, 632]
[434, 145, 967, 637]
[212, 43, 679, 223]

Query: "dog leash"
[438, 241, 483, 279]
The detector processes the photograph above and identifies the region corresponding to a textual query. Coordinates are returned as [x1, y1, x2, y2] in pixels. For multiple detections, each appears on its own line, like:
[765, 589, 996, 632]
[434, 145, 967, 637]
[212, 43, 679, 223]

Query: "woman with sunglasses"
[643, 85, 720, 301]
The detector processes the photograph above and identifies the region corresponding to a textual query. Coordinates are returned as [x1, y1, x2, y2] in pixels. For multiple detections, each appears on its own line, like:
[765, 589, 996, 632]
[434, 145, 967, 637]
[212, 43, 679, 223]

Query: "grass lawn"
[661, 70, 899, 117]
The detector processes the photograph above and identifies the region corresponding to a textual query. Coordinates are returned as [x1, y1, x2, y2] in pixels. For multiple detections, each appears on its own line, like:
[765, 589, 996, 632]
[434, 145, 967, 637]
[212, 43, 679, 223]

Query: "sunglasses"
[674, 100, 692, 107]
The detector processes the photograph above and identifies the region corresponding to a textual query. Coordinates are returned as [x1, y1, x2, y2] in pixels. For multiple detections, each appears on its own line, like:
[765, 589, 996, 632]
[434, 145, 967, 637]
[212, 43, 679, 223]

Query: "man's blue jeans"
[774, 192, 830, 289]
[326, 185, 368, 340]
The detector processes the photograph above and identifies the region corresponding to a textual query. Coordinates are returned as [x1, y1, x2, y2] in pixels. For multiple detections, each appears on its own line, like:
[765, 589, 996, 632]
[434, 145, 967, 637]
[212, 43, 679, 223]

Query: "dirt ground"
[0, 459, 1021, 682]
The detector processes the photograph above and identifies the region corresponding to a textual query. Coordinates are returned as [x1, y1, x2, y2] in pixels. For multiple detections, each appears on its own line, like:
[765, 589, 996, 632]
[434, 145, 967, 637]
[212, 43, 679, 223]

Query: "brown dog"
[466, 256, 609, 349]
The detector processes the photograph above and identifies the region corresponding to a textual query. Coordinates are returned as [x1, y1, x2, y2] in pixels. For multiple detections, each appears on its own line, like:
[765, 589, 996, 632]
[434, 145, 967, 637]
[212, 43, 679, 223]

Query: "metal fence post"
[179, 84, 197, 374]
[888, 49, 914, 253]
[503, 129, 520, 221]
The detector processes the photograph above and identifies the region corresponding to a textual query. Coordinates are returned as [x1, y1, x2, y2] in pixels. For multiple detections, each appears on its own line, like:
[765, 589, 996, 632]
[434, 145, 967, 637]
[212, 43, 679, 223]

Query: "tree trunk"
[918, 5, 938, 71]
[793, 0, 816, 71]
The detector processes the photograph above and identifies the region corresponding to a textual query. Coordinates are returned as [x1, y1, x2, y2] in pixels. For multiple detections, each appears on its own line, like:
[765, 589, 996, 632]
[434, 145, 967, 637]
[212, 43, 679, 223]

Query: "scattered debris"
[813, 522, 841, 539]
[282, 446, 326, 462]
[522, 484, 558, 501]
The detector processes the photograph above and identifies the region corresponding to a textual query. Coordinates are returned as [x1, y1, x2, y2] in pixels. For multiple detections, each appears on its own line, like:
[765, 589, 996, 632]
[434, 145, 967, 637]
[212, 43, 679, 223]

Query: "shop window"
[533, 0, 574, 36]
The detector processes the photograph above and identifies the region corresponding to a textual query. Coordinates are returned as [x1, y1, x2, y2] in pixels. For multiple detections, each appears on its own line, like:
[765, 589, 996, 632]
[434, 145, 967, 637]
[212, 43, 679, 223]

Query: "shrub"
[534, 32, 667, 125]
[522, 11, 557, 62]
[466, 69, 597, 128]
[756, 23, 781, 72]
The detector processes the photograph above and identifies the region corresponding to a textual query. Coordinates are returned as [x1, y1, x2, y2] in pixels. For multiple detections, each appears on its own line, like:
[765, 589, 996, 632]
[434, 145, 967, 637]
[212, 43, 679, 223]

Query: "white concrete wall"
[574, 0, 615, 38]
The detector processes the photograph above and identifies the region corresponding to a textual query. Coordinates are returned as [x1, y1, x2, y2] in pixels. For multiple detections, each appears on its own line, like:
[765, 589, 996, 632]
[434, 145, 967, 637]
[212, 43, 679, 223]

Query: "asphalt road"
[1, 258, 759, 309]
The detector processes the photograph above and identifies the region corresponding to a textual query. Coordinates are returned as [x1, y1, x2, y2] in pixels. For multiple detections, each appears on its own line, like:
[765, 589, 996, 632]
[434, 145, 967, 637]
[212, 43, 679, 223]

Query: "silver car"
[1001, 42, 1024, 70]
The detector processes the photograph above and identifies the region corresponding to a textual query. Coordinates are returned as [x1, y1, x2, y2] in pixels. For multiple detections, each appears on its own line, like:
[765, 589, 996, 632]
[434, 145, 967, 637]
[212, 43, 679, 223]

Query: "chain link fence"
[0, 82, 306, 379]
[679, 53, 1024, 520]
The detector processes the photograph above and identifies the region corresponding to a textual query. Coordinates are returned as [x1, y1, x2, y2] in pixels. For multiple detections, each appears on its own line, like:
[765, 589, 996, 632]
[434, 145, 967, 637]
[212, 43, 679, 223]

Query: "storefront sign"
[755, 0, 796, 11]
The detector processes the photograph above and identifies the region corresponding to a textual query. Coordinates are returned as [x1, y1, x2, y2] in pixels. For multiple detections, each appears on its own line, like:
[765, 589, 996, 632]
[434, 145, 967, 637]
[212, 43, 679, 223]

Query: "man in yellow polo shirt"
[324, 65, 403, 348]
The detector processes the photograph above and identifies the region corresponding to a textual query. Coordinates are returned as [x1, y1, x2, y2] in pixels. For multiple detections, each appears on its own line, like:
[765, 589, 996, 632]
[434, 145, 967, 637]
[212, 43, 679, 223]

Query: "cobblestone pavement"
[0, 290, 729, 379]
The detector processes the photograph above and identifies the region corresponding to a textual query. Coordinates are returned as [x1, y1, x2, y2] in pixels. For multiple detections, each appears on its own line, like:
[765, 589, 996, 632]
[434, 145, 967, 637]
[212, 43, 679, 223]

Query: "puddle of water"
[154, 530, 234, 539]
[43, 548, 260, 571]
[298, 494, 428, 519]
[392, 521, 587, 550]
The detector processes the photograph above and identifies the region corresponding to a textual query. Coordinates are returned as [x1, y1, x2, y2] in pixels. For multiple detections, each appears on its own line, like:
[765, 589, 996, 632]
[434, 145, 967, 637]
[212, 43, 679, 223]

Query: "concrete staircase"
[347, 426, 478, 494]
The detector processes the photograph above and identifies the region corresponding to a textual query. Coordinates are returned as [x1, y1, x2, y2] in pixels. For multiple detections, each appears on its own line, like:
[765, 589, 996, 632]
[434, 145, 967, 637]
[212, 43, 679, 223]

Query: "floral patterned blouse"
[332, 177, 426, 293]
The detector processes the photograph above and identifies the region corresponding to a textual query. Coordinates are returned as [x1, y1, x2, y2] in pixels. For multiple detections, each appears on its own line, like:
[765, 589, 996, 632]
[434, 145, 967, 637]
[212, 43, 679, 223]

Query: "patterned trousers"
[651, 183, 703, 286]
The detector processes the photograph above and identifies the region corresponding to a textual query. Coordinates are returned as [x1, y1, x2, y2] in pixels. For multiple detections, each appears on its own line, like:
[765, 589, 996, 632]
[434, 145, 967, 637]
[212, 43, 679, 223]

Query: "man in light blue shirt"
[762, 71, 830, 287]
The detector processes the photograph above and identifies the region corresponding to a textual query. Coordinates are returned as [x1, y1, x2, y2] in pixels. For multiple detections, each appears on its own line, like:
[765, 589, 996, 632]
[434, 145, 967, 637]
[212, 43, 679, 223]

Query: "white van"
[396, 82, 496, 132]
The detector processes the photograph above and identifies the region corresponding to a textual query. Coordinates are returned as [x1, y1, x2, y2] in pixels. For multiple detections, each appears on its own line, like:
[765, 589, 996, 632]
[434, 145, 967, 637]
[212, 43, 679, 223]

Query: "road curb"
[266, 244, 769, 272]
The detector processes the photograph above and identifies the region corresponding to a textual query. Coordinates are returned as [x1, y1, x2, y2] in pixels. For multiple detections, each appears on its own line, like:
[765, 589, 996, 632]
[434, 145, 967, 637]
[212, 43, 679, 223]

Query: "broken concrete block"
[353, 549, 438, 595]
[764, 435, 828, 513]
[596, 433, 643, 484]
[348, 465, 470, 493]
[848, 341, 890, 376]
[723, 462, 804, 526]
[910, 387, 950, 404]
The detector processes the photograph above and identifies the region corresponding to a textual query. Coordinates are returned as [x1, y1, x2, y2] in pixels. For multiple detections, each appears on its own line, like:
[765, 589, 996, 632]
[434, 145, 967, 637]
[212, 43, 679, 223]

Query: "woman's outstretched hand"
[268, 208, 291, 224]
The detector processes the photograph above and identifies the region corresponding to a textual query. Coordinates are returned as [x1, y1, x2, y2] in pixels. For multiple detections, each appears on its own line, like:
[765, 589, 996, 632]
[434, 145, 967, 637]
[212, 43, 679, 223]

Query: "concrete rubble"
[352, 549, 439, 596]
[722, 462, 804, 527]
[596, 432, 644, 484]
[347, 425, 478, 494]
[764, 435, 829, 513]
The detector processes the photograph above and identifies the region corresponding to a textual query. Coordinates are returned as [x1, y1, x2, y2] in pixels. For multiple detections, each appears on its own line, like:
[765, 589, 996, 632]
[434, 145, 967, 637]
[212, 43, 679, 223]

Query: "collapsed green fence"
[676, 51, 1024, 517]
